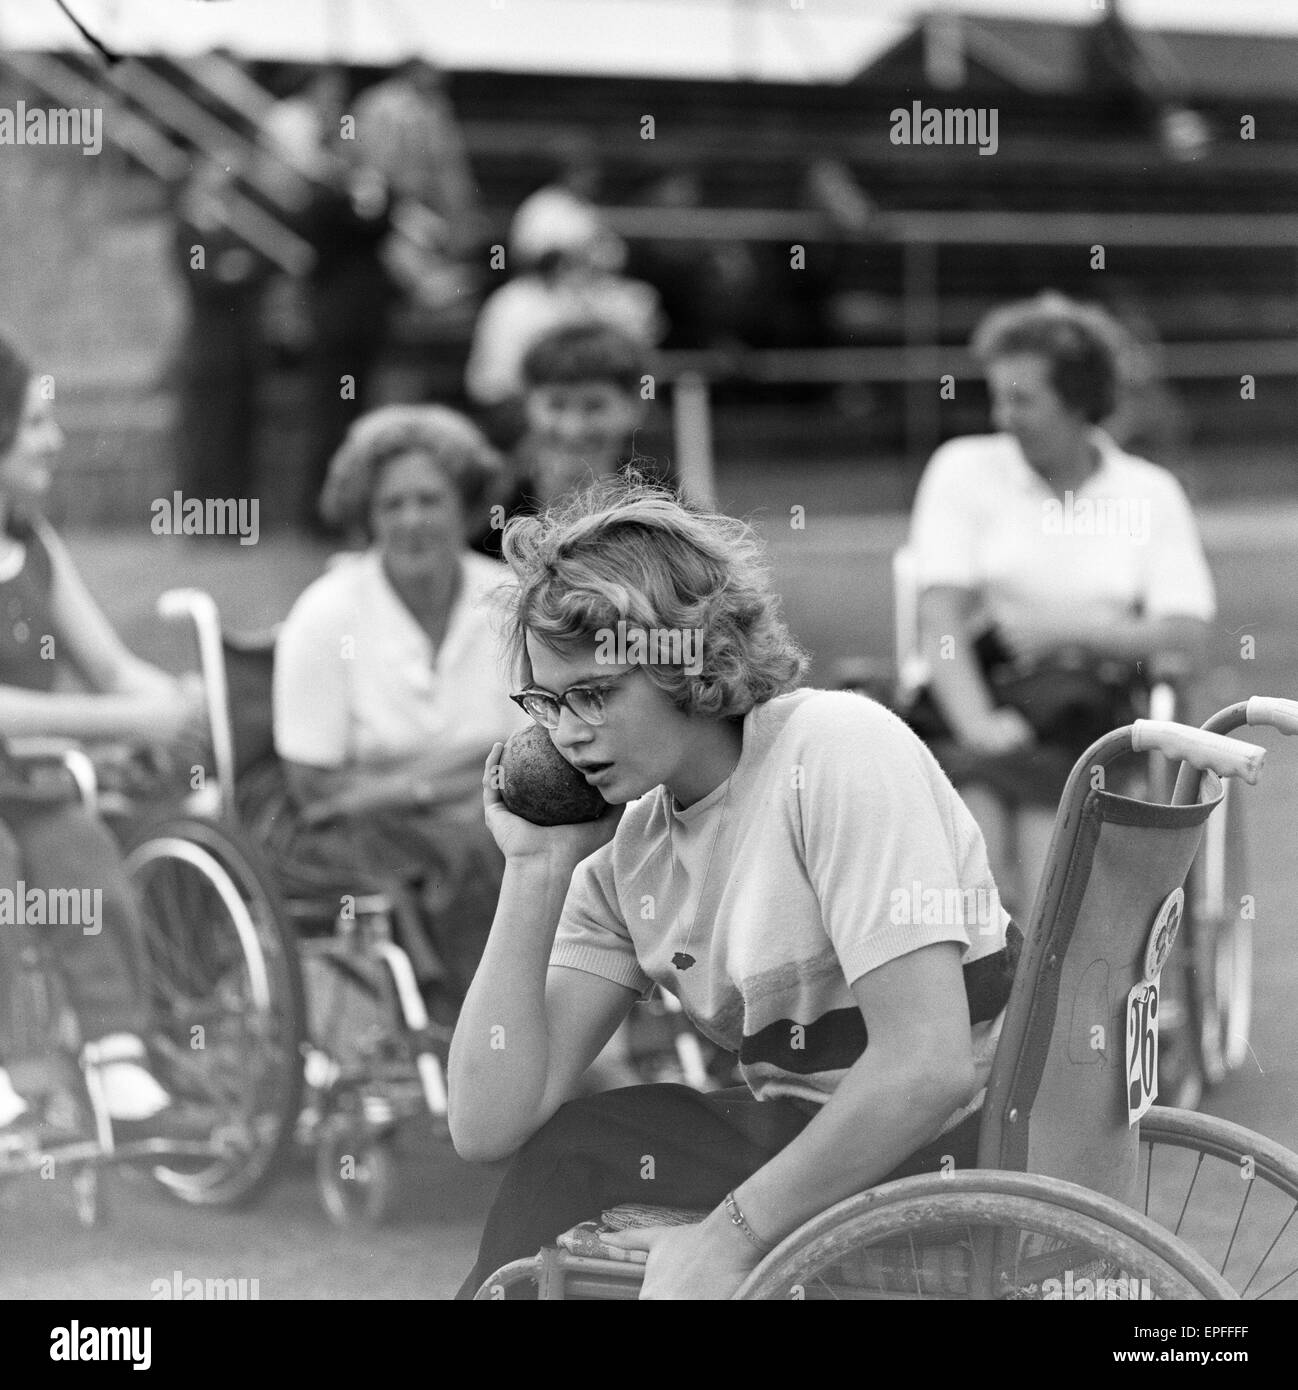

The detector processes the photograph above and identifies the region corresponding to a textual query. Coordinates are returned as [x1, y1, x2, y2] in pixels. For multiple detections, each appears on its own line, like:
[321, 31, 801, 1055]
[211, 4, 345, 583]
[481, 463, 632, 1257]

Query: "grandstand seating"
[4, 44, 1298, 519]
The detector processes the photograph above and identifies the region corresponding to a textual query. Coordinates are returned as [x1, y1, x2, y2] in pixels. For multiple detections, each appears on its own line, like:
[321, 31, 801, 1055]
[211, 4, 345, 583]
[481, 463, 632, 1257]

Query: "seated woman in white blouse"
[266, 406, 528, 998]
[908, 294, 1215, 910]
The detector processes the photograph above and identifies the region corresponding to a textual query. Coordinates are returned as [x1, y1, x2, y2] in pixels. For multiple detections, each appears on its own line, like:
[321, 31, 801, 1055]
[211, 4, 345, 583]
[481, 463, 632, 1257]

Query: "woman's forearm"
[923, 630, 998, 739]
[1076, 614, 1208, 668]
[919, 589, 998, 739]
[447, 855, 571, 1157]
[730, 1051, 975, 1250]
[105, 655, 180, 698]
[0, 686, 156, 742]
[287, 754, 486, 820]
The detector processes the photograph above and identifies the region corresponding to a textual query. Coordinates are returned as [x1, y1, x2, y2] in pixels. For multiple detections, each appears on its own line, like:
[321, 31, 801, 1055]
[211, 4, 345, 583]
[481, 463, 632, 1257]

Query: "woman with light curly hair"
[263, 405, 527, 1000]
[450, 477, 1021, 1299]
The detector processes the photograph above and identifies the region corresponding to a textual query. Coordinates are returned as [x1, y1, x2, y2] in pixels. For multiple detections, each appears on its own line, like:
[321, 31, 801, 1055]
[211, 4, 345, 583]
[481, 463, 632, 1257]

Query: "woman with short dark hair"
[908, 292, 1215, 908]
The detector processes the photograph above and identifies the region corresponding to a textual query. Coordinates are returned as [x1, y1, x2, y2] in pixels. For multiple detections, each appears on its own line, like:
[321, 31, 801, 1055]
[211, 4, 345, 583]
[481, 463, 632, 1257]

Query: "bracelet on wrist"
[723, 1190, 774, 1255]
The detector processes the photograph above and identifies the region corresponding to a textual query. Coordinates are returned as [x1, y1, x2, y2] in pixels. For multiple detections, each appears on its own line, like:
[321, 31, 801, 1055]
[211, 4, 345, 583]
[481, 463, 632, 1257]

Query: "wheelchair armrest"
[1, 739, 99, 808]
[6, 736, 82, 760]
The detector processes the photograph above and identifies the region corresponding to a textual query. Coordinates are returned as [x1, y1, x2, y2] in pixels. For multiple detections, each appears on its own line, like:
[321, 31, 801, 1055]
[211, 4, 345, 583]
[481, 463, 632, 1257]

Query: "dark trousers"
[0, 803, 146, 1047]
[238, 761, 504, 999]
[457, 1082, 982, 1299]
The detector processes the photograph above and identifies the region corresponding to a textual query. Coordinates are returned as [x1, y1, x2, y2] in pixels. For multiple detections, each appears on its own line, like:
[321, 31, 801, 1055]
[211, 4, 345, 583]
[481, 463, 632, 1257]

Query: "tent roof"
[0, 0, 902, 81]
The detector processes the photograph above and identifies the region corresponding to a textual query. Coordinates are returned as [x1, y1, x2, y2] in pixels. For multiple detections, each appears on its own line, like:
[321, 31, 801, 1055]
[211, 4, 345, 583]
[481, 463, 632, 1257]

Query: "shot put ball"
[498, 725, 609, 826]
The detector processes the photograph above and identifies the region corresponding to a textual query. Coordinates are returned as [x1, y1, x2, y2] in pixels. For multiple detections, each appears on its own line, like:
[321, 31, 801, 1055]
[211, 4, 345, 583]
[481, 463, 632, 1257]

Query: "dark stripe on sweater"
[739, 923, 1023, 1075]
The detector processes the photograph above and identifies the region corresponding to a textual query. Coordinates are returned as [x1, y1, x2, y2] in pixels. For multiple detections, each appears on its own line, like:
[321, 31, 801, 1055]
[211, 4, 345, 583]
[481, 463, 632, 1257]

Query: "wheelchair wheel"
[315, 1114, 398, 1228]
[120, 815, 306, 1208]
[734, 1171, 1234, 1300]
[1138, 1106, 1298, 1299]
[1184, 782, 1253, 1084]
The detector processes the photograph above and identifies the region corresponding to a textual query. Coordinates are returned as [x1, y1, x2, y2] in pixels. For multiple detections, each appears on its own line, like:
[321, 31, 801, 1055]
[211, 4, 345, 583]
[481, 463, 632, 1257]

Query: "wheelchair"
[0, 740, 304, 1227]
[475, 698, 1298, 1299]
[155, 588, 459, 1227]
[847, 546, 1253, 1112]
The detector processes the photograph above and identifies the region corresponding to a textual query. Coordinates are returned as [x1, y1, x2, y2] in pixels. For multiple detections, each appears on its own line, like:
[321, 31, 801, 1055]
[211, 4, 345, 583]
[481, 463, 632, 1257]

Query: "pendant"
[671, 952, 696, 971]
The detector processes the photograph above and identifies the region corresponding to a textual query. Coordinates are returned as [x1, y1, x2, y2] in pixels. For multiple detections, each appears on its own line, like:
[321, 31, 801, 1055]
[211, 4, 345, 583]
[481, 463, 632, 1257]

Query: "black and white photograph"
[0, 0, 1296, 1345]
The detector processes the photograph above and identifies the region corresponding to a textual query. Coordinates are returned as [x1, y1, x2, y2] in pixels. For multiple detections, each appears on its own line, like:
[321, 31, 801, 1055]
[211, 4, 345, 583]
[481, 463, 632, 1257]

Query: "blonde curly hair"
[499, 475, 808, 718]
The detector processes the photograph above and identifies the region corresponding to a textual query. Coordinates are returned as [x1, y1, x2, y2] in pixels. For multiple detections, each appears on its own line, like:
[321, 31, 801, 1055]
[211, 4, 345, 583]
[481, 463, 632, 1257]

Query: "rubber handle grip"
[1246, 696, 1298, 737]
[1131, 720, 1266, 784]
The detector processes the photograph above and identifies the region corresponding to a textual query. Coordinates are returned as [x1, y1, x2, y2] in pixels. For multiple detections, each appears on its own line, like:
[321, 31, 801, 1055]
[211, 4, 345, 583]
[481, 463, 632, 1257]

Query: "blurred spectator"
[1084, 1, 1211, 160]
[170, 148, 272, 512]
[464, 188, 663, 446]
[260, 67, 400, 533]
[353, 58, 479, 254]
[507, 136, 606, 265]
[257, 406, 527, 1003]
[260, 66, 348, 184]
[906, 292, 1214, 912]
[470, 321, 655, 556]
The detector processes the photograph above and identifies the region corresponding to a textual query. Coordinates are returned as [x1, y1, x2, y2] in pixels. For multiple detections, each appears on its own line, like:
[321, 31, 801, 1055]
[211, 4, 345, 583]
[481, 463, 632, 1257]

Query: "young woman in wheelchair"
[449, 478, 1020, 1299]
[907, 293, 1215, 911]
[0, 330, 207, 1142]
[265, 405, 527, 1003]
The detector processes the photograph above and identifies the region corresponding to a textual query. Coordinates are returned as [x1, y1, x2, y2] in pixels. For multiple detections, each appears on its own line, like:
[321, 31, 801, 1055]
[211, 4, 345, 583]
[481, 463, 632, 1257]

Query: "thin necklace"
[666, 779, 732, 972]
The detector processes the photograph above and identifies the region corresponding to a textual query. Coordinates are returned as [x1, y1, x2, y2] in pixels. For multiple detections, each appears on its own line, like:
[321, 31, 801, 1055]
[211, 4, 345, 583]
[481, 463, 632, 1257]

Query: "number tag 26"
[1125, 978, 1159, 1126]
[1126, 887, 1185, 1127]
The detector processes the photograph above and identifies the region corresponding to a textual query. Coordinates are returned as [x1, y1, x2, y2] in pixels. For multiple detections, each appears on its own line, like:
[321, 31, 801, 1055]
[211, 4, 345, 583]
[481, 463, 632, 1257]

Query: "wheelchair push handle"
[1245, 696, 1298, 738]
[157, 587, 235, 817]
[157, 587, 216, 624]
[1131, 719, 1266, 785]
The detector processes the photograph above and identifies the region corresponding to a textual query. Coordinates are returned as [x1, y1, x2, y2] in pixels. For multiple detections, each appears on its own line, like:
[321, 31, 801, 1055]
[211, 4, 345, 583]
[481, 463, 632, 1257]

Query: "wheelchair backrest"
[221, 634, 277, 778]
[978, 758, 1221, 1206]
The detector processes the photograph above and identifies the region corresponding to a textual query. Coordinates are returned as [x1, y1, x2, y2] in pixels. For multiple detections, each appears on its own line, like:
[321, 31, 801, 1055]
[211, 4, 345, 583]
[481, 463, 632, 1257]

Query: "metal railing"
[642, 206, 1298, 502]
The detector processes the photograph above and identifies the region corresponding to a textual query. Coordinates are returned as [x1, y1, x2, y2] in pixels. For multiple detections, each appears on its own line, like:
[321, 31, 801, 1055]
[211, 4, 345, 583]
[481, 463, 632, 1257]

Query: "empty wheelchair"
[475, 699, 1298, 1299]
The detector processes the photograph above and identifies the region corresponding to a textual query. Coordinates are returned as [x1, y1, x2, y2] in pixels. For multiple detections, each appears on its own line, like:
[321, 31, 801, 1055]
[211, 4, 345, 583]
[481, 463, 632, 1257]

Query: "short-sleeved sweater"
[551, 689, 1020, 1126]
